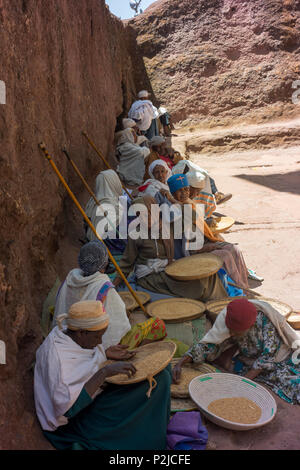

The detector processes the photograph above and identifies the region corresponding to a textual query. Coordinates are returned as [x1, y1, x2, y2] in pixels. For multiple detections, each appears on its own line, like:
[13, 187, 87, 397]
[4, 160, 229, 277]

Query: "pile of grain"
[207, 397, 262, 424]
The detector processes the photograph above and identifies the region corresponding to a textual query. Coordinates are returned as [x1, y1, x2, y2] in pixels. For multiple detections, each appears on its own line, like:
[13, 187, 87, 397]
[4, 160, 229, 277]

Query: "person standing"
[128, 90, 159, 140]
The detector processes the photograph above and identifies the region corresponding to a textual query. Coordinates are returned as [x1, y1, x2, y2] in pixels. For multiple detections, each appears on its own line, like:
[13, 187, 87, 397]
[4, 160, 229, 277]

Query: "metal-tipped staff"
[39, 142, 147, 313]
[81, 131, 134, 201]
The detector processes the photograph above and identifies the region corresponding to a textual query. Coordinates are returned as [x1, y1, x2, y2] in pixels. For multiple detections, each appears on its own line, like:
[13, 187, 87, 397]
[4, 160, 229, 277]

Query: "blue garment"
[217, 268, 245, 297]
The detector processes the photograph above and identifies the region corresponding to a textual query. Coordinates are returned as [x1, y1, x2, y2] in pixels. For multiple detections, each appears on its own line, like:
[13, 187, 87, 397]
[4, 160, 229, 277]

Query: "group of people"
[34, 90, 300, 451]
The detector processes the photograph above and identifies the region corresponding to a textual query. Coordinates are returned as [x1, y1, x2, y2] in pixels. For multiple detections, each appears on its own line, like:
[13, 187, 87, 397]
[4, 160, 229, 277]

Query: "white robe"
[128, 99, 156, 131]
[34, 327, 107, 431]
[53, 269, 131, 350]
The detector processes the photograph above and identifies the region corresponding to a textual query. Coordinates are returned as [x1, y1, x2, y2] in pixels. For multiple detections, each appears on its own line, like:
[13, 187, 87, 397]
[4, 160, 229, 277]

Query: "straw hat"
[147, 298, 205, 323]
[58, 300, 109, 332]
[165, 253, 223, 281]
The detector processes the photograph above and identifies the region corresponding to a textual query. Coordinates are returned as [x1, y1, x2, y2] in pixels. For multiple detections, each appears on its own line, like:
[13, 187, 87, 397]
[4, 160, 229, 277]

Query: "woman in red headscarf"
[172, 298, 300, 404]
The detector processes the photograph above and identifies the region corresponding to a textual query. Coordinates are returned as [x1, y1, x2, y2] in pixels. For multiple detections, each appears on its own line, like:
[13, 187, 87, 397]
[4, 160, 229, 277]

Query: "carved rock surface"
[130, 0, 300, 125]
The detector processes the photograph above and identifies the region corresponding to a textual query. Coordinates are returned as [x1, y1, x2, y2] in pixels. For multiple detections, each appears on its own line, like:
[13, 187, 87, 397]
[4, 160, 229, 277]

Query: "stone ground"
[170, 119, 300, 450]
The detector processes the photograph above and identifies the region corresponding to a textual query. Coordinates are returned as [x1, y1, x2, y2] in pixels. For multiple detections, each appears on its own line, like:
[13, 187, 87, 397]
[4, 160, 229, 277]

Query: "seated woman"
[172, 160, 216, 219]
[113, 195, 227, 302]
[53, 240, 167, 350]
[167, 174, 249, 290]
[85, 169, 130, 256]
[116, 128, 150, 187]
[138, 159, 175, 201]
[173, 298, 300, 404]
[35, 300, 172, 450]
[144, 137, 184, 180]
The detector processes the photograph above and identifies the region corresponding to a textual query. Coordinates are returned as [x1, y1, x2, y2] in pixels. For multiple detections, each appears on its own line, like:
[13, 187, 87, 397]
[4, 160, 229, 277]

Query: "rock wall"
[130, 0, 300, 126]
[0, 0, 140, 449]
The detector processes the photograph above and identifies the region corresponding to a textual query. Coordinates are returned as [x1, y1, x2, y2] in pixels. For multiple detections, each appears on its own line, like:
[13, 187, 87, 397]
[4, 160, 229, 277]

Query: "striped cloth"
[194, 192, 216, 219]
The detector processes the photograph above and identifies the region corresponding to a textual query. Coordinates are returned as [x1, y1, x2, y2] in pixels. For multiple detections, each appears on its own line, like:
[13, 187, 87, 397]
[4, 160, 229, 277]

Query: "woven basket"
[119, 291, 151, 312]
[287, 313, 300, 330]
[146, 298, 206, 323]
[165, 253, 223, 281]
[171, 397, 198, 413]
[210, 216, 235, 233]
[205, 297, 293, 323]
[104, 341, 176, 397]
[189, 373, 277, 431]
[171, 360, 218, 398]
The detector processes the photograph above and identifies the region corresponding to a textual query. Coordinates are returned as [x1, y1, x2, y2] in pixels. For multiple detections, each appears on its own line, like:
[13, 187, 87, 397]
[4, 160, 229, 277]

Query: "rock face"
[130, 0, 300, 125]
[0, 0, 140, 449]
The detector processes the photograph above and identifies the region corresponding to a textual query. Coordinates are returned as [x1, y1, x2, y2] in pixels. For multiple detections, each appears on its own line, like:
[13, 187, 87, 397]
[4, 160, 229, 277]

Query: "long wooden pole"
[81, 131, 134, 201]
[62, 149, 100, 205]
[62, 148, 120, 236]
[39, 143, 147, 313]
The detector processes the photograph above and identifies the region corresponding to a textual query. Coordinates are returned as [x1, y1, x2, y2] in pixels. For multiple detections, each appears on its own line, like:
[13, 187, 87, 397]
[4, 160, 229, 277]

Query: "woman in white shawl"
[116, 128, 150, 187]
[53, 241, 131, 350]
[85, 169, 128, 255]
[138, 159, 174, 200]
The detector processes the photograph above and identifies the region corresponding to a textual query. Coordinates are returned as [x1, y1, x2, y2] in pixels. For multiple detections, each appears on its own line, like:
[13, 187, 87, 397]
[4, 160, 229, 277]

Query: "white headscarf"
[149, 136, 166, 148]
[172, 160, 211, 191]
[116, 128, 135, 146]
[85, 170, 125, 241]
[149, 159, 172, 180]
[138, 90, 149, 98]
[122, 118, 136, 129]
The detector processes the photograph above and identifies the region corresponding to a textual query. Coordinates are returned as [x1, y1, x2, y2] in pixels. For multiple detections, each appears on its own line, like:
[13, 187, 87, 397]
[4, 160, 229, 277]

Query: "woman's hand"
[159, 188, 177, 204]
[172, 356, 193, 384]
[113, 277, 123, 288]
[103, 362, 137, 379]
[105, 344, 136, 361]
[244, 368, 263, 381]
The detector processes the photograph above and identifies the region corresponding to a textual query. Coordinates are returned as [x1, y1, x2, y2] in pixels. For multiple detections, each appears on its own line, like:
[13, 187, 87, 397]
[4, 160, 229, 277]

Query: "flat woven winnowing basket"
[104, 341, 176, 397]
[210, 216, 235, 233]
[165, 253, 223, 281]
[146, 298, 206, 323]
[119, 291, 151, 311]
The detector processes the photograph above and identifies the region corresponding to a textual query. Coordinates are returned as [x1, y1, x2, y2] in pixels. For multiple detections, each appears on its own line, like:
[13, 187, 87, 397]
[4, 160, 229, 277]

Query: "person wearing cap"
[34, 300, 173, 450]
[172, 298, 300, 404]
[128, 90, 159, 140]
[53, 240, 167, 350]
[116, 128, 150, 187]
[167, 174, 249, 290]
[172, 160, 216, 219]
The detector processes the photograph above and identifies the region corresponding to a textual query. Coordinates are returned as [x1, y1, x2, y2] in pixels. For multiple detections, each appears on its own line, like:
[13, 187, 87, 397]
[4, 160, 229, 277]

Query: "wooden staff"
[62, 149, 100, 205]
[62, 148, 120, 236]
[39, 142, 147, 313]
[81, 131, 134, 201]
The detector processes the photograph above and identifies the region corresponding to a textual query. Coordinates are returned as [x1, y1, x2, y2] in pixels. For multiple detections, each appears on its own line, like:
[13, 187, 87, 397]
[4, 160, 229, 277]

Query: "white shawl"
[128, 99, 156, 131]
[85, 170, 125, 241]
[34, 327, 107, 431]
[201, 300, 300, 363]
[53, 269, 131, 350]
[172, 160, 212, 192]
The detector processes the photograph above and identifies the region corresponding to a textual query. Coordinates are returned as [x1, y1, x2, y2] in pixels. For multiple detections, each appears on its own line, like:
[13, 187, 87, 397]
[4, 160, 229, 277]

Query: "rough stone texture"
[130, 0, 300, 126]
[0, 0, 140, 449]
